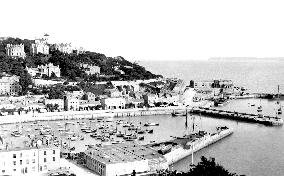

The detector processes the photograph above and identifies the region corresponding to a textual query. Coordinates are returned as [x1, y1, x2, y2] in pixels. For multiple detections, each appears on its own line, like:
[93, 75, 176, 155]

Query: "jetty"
[190, 107, 283, 126]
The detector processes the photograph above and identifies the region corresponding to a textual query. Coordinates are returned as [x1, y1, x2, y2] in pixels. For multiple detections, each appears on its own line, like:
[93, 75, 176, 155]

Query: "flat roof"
[0, 145, 59, 153]
[85, 143, 165, 165]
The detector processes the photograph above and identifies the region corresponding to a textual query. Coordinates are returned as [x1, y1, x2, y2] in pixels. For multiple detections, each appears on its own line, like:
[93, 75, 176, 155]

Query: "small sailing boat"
[276, 85, 282, 115]
[257, 99, 262, 112]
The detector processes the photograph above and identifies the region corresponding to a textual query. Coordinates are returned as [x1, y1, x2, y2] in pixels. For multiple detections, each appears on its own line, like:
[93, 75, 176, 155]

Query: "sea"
[140, 59, 284, 176]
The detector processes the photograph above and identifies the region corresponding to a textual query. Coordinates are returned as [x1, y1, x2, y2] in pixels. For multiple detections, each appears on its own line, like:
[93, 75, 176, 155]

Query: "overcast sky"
[1, 0, 284, 61]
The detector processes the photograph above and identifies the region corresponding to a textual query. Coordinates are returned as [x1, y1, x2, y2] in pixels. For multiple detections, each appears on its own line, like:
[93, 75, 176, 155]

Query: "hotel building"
[0, 146, 60, 175]
[0, 73, 22, 96]
[5, 44, 26, 58]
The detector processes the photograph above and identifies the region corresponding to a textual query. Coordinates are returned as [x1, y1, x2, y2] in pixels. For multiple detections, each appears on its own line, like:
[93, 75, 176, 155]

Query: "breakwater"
[153, 128, 233, 165]
[0, 107, 186, 125]
[190, 107, 283, 126]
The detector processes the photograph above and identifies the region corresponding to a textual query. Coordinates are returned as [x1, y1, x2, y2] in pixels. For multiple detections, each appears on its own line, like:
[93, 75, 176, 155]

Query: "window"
[53, 150, 55, 154]
[44, 151, 46, 155]
[13, 169, 16, 172]
[13, 161, 16, 165]
[44, 165, 47, 170]
[32, 159, 35, 163]
[13, 154, 16, 158]
[44, 158, 46, 162]
[20, 160, 22, 165]
[20, 153, 22, 157]
[53, 157, 55, 161]
[2, 170, 5, 173]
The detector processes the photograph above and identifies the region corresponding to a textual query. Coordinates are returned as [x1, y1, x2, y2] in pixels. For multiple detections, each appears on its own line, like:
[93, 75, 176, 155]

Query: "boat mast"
[185, 108, 188, 128]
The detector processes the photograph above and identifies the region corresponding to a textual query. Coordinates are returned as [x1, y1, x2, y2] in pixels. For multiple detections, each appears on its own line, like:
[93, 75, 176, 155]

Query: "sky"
[1, 0, 284, 61]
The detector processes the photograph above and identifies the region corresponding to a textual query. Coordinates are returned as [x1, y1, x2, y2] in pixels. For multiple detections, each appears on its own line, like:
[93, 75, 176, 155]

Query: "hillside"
[0, 37, 163, 82]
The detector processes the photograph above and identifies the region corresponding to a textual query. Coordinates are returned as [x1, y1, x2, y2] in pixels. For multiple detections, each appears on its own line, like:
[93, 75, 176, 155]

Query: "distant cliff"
[209, 57, 284, 62]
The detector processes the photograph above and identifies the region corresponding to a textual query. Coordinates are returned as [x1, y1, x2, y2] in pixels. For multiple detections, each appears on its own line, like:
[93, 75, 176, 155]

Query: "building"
[143, 94, 159, 107]
[53, 43, 73, 54]
[64, 97, 79, 111]
[32, 79, 64, 88]
[100, 97, 126, 110]
[38, 63, 60, 77]
[0, 73, 22, 96]
[43, 99, 64, 110]
[30, 38, 49, 55]
[79, 100, 100, 110]
[0, 146, 60, 175]
[104, 88, 122, 98]
[5, 44, 26, 58]
[84, 144, 167, 176]
[73, 47, 85, 54]
[28, 63, 60, 78]
[80, 63, 100, 75]
[65, 90, 84, 99]
[189, 80, 213, 89]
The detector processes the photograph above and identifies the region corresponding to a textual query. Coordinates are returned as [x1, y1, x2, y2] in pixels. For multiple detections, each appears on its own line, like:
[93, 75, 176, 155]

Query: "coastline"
[0, 101, 213, 125]
[0, 106, 185, 125]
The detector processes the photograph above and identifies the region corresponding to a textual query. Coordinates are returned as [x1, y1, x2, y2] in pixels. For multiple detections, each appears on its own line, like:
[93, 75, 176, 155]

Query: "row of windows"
[12, 157, 56, 166]
[13, 150, 56, 158]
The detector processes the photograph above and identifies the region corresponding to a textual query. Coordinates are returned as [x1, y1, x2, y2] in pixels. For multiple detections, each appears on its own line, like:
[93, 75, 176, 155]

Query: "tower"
[43, 33, 49, 43]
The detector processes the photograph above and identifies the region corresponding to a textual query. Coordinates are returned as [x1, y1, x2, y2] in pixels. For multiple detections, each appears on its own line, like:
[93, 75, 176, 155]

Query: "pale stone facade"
[5, 44, 26, 58]
[100, 97, 126, 110]
[30, 38, 49, 55]
[0, 146, 60, 175]
[28, 63, 60, 78]
[80, 63, 100, 75]
[54, 43, 73, 54]
[0, 74, 22, 96]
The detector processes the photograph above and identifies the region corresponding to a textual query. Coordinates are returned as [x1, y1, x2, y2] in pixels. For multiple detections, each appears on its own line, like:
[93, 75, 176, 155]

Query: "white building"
[5, 44, 26, 58]
[28, 63, 60, 78]
[30, 38, 49, 55]
[0, 146, 60, 176]
[80, 63, 100, 75]
[32, 79, 64, 88]
[84, 144, 167, 176]
[54, 43, 73, 54]
[64, 98, 79, 111]
[100, 97, 126, 110]
[0, 73, 22, 96]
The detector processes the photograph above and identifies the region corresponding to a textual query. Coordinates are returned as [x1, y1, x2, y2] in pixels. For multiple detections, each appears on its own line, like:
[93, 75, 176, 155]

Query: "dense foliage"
[0, 37, 162, 95]
[158, 156, 241, 176]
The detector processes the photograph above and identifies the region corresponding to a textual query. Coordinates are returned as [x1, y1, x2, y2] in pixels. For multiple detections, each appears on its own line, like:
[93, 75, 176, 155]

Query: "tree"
[50, 71, 57, 79]
[19, 71, 32, 95]
[186, 156, 239, 176]
[158, 156, 240, 176]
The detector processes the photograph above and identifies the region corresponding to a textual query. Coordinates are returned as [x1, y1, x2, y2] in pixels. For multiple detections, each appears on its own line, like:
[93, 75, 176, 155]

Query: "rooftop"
[85, 143, 165, 165]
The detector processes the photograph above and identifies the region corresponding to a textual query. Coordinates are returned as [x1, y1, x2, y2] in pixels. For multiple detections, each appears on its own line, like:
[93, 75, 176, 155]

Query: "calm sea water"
[141, 60, 284, 94]
[140, 60, 284, 176]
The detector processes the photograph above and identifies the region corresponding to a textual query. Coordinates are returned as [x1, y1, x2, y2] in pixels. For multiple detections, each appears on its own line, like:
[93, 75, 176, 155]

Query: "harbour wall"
[190, 107, 283, 126]
[165, 128, 233, 165]
[0, 107, 187, 125]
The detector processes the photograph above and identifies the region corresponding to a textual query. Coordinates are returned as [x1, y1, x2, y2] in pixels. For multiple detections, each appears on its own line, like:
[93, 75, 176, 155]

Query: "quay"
[190, 107, 283, 126]
[0, 106, 186, 125]
[253, 93, 284, 99]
